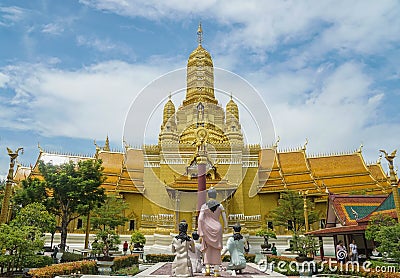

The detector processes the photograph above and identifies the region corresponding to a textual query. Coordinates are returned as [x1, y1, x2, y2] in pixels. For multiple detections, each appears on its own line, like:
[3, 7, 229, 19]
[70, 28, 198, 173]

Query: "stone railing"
[228, 214, 262, 230]
[141, 214, 175, 230]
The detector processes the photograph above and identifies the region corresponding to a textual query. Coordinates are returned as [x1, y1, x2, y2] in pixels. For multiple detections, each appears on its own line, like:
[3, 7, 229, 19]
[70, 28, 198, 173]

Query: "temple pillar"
[197, 154, 207, 211]
[0, 147, 23, 224]
[381, 150, 400, 223]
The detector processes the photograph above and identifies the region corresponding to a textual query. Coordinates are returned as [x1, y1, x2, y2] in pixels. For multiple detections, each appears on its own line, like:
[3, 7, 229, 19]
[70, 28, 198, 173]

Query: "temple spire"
[197, 22, 203, 45]
[104, 135, 110, 151]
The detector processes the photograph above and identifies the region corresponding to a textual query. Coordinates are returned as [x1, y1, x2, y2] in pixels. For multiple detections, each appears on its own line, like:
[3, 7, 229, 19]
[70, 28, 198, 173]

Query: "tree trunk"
[60, 211, 69, 252]
[50, 232, 55, 249]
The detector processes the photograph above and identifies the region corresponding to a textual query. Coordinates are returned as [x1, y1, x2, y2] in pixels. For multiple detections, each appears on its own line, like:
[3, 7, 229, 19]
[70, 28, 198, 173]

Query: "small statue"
[172, 220, 195, 277]
[222, 223, 248, 275]
[198, 187, 228, 276]
[189, 231, 203, 273]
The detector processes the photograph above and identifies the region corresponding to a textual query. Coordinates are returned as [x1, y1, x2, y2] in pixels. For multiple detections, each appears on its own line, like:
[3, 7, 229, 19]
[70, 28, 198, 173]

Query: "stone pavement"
[135, 262, 287, 277]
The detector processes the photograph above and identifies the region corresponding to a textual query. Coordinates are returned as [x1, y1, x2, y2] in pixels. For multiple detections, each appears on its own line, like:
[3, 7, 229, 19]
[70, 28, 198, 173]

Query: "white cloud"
[245, 60, 400, 162]
[79, 0, 400, 56]
[76, 35, 135, 57]
[0, 72, 9, 87]
[0, 6, 26, 26]
[0, 58, 183, 143]
[42, 23, 64, 35]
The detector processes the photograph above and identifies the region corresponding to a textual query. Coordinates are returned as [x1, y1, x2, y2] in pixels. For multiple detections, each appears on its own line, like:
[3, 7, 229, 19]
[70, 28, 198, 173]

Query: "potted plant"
[255, 229, 277, 250]
[131, 230, 146, 251]
[293, 235, 319, 262]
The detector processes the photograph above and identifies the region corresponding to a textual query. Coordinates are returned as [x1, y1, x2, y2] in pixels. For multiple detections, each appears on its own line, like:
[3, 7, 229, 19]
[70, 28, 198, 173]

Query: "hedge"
[112, 254, 139, 271]
[60, 252, 84, 263]
[28, 261, 98, 278]
[145, 254, 175, 263]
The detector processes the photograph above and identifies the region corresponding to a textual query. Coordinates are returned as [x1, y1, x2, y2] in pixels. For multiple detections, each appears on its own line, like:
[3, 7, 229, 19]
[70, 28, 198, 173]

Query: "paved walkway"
[135, 262, 286, 277]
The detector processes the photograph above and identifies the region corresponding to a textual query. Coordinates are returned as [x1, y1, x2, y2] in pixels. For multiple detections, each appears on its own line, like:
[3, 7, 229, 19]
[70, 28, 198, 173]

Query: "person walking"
[123, 241, 129, 256]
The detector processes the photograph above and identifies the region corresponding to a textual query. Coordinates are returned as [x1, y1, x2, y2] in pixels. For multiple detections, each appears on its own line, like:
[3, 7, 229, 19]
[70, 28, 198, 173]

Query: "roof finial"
[197, 22, 203, 45]
[104, 135, 110, 151]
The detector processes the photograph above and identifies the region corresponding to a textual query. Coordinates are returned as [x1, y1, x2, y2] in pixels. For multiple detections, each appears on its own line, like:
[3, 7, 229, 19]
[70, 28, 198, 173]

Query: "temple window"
[267, 221, 273, 230]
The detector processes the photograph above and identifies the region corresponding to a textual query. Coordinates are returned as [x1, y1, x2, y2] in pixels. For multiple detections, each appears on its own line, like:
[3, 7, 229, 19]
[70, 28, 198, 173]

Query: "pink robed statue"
[198, 187, 228, 277]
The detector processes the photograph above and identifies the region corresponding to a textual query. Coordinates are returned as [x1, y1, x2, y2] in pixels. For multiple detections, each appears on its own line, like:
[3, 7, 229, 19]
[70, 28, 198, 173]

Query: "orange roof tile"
[308, 153, 369, 177]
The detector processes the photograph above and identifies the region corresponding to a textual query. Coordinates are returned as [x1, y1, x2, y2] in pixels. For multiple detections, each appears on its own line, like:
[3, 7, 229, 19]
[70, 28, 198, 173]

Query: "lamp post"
[0, 147, 23, 224]
[380, 149, 400, 223]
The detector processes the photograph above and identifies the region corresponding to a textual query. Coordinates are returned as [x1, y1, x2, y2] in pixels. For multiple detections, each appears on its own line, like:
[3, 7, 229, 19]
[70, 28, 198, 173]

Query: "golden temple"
[13, 25, 392, 235]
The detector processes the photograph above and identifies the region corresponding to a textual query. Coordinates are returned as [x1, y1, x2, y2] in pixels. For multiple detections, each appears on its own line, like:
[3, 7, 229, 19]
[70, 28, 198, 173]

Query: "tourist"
[129, 242, 134, 254]
[222, 223, 248, 275]
[123, 240, 129, 255]
[172, 220, 195, 277]
[349, 239, 358, 262]
[198, 187, 228, 277]
[336, 240, 346, 264]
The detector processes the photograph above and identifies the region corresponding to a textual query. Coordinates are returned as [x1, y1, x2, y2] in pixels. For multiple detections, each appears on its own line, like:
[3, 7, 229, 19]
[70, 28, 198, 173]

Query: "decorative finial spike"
[302, 138, 308, 150]
[197, 22, 203, 45]
[104, 135, 110, 151]
[38, 142, 43, 153]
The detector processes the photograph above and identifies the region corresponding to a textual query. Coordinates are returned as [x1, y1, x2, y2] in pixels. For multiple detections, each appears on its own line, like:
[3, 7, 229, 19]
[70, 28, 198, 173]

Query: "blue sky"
[1, 0, 400, 177]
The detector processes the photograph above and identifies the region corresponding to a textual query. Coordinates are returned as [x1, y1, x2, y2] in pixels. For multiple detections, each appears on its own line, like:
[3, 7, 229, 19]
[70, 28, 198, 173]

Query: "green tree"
[38, 159, 106, 251]
[90, 195, 128, 257]
[13, 178, 48, 209]
[91, 194, 128, 230]
[270, 190, 319, 234]
[365, 214, 399, 261]
[0, 203, 51, 274]
[372, 224, 400, 261]
[12, 202, 56, 234]
[365, 214, 396, 241]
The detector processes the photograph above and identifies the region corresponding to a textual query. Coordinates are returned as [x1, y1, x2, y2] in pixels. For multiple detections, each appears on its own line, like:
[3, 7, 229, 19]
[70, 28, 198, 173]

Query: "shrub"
[112, 254, 139, 271]
[114, 266, 140, 276]
[131, 231, 146, 249]
[145, 254, 175, 263]
[222, 254, 256, 263]
[60, 252, 83, 262]
[28, 261, 98, 278]
[23, 255, 53, 268]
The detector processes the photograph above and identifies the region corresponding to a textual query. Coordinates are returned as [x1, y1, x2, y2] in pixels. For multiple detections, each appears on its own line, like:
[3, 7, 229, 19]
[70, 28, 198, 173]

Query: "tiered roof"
[23, 148, 142, 194]
[14, 143, 390, 197]
[309, 188, 399, 236]
[258, 148, 390, 195]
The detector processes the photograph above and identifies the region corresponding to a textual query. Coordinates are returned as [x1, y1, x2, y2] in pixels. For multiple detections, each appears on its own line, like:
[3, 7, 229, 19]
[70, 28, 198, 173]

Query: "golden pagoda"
[14, 25, 391, 235]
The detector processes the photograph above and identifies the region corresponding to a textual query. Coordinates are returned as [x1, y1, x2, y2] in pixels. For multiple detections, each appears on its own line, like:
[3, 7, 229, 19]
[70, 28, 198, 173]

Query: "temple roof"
[326, 194, 387, 227]
[357, 187, 400, 223]
[258, 148, 390, 195]
[309, 189, 398, 237]
[13, 164, 32, 182]
[16, 142, 390, 197]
